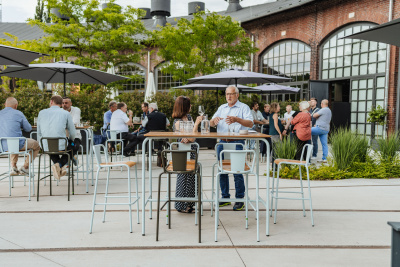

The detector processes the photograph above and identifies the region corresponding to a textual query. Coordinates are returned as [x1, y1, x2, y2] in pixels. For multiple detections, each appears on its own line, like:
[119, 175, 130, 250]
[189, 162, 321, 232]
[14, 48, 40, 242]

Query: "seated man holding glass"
[62, 97, 81, 165]
[210, 85, 253, 211]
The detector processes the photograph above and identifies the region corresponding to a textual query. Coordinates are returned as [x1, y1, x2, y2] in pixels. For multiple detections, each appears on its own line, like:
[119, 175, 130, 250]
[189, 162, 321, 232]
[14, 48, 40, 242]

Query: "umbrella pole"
[216, 88, 219, 108]
[63, 70, 66, 96]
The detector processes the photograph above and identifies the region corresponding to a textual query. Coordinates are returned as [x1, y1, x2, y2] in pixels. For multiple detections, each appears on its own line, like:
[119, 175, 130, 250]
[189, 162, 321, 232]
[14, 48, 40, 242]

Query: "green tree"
[28, 0, 149, 71]
[35, 0, 51, 23]
[153, 11, 258, 82]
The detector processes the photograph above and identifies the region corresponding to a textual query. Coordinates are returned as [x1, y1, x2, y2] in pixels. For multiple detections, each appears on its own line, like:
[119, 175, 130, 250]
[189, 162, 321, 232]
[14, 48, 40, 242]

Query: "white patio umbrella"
[145, 72, 156, 102]
[0, 61, 129, 96]
[0, 44, 48, 66]
[107, 62, 118, 99]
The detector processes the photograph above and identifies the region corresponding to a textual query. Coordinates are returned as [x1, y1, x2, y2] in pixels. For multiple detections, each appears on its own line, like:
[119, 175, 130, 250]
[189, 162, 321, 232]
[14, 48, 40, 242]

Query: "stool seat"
[100, 161, 136, 168]
[166, 160, 196, 172]
[221, 159, 250, 171]
[274, 159, 306, 165]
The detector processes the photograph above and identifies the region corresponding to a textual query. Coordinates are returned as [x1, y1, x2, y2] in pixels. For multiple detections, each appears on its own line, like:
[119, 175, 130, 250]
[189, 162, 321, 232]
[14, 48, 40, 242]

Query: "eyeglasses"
[226, 93, 237, 96]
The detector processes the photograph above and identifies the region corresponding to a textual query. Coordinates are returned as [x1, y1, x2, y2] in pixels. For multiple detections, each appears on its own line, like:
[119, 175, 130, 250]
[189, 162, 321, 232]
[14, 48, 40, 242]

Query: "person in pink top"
[291, 101, 312, 160]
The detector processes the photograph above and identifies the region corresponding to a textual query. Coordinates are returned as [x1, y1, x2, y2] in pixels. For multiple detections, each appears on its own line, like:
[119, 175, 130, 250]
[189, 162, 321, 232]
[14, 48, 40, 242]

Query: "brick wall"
[242, 0, 400, 133]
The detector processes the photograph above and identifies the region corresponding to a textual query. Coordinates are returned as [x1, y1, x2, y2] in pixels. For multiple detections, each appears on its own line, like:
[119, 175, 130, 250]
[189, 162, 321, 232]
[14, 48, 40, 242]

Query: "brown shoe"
[51, 163, 61, 180]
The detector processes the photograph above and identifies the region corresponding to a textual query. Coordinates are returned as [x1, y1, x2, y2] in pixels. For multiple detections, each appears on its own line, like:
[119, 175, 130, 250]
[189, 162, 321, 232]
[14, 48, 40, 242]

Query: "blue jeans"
[132, 128, 146, 136]
[217, 140, 245, 199]
[311, 134, 318, 157]
[311, 126, 329, 160]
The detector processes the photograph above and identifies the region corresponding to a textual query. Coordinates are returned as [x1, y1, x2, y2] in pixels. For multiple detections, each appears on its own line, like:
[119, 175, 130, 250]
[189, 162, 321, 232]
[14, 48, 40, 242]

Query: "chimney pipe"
[225, 0, 243, 13]
[151, 0, 171, 27]
[188, 2, 205, 15]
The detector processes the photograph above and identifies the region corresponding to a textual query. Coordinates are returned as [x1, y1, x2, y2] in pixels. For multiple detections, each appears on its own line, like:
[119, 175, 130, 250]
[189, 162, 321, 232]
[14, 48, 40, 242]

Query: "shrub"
[273, 138, 297, 160]
[330, 128, 369, 170]
[375, 132, 400, 162]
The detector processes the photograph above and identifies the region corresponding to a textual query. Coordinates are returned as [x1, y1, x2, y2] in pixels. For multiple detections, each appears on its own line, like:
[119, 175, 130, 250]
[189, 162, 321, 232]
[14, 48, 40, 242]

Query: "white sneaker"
[60, 166, 67, 177]
[311, 156, 317, 160]
[317, 159, 328, 163]
[51, 163, 61, 180]
[11, 166, 20, 176]
[19, 166, 29, 175]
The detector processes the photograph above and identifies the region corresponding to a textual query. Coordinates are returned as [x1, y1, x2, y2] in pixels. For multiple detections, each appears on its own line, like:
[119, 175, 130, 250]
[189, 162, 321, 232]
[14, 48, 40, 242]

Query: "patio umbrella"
[343, 17, 400, 46]
[0, 61, 129, 96]
[254, 83, 300, 100]
[145, 72, 156, 102]
[174, 83, 260, 107]
[0, 44, 48, 67]
[187, 68, 291, 86]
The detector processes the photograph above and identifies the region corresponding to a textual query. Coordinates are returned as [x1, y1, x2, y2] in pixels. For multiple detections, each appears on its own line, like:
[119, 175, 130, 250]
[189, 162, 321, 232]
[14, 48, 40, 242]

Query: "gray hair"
[149, 102, 158, 110]
[226, 85, 239, 94]
[299, 101, 310, 111]
[108, 100, 117, 108]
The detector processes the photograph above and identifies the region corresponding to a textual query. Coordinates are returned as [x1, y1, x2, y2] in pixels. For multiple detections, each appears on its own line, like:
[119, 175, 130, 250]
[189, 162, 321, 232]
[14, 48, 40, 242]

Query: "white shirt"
[110, 109, 130, 133]
[212, 100, 253, 133]
[69, 106, 81, 139]
[284, 110, 295, 123]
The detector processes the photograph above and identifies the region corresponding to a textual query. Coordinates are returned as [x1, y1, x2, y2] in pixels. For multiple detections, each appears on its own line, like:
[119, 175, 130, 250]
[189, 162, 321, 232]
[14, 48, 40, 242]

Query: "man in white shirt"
[110, 102, 139, 157]
[62, 97, 81, 165]
[250, 102, 268, 132]
[283, 105, 295, 125]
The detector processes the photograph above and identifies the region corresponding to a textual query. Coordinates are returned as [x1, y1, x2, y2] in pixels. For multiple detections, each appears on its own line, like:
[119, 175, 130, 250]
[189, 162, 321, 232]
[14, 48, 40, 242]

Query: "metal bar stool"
[156, 149, 202, 243]
[0, 137, 35, 201]
[89, 144, 139, 233]
[37, 137, 74, 201]
[214, 149, 258, 242]
[271, 144, 314, 227]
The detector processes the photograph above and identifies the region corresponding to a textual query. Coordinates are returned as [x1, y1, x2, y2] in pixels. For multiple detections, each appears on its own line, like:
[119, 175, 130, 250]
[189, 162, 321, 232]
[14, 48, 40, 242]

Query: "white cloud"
[1, 0, 273, 22]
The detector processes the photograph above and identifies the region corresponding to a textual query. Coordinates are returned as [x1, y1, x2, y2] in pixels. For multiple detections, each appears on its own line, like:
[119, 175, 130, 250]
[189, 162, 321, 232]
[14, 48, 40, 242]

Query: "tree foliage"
[153, 11, 258, 82]
[35, 0, 51, 23]
[28, 0, 149, 71]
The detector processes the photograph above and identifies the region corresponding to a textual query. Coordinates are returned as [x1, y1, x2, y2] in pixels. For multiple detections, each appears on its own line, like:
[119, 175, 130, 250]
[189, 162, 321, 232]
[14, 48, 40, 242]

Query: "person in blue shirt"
[210, 85, 254, 211]
[103, 101, 117, 133]
[0, 97, 40, 175]
[133, 102, 149, 136]
[37, 95, 76, 180]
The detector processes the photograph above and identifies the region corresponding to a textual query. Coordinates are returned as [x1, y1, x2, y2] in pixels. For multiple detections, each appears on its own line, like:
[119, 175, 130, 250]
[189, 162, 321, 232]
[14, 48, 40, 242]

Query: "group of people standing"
[250, 97, 332, 163]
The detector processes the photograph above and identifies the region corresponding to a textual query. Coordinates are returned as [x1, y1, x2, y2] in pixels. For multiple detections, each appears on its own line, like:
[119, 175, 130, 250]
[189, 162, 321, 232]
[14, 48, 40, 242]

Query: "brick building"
[0, 0, 399, 134]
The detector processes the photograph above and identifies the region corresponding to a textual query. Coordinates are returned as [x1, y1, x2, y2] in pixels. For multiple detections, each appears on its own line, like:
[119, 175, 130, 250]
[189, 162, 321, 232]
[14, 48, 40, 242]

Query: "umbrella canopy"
[145, 72, 156, 102]
[187, 69, 291, 86]
[0, 61, 129, 96]
[343, 18, 400, 46]
[254, 84, 300, 94]
[0, 44, 48, 67]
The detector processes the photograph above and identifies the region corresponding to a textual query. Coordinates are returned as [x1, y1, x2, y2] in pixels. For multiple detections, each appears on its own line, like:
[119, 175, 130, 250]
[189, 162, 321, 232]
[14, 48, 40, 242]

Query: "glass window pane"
[351, 113, 357, 122]
[360, 53, 368, 64]
[329, 58, 336, 68]
[358, 112, 366, 122]
[344, 56, 351, 66]
[367, 90, 373, 99]
[357, 124, 365, 134]
[279, 56, 285, 65]
[370, 41, 377, 51]
[376, 88, 385, 99]
[359, 79, 367, 89]
[304, 62, 310, 72]
[329, 69, 336, 79]
[368, 63, 376, 74]
[377, 77, 385, 87]
[292, 54, 298, 64]
[359, 90, 366, 100]
[305, 52, 311, 62]
[337, 68, 343, 78]
[352, 80, 358, 89]
[323, 60, 329, 69]
[351, 102, 358, 112]
[360, 64, 368, 75]
[344, 44, 352, 55]
[280, 43, 285, 56]
[351, 91, 358, 101]
[377, 62, 386, 73]
[358, 102, 366, 112]
[337, 46, 344, 57]
[344, 67, 351, 77]
[291, 63, 297, 73]
[368, 79, 373, 88]
[360, 41, 369, 52]
[378, 50, 387, 61]
[322, 70, 329, 79]
[352, 66, 359, 76]
[330, 47, 336, 58]
[352, 43, 360, 54]
[299, 43, 305, 53]
[292, 42, 298, 53]
[367, 101, 373, 111]
[369, 51, 377, 63]
[337, 57, 343, 67]
[351, 124, 357, 131]
[352, 54, 360, 65]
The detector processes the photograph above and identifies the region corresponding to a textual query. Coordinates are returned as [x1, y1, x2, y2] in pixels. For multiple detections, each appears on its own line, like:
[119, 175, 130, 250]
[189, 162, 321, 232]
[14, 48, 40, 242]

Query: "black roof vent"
[50, 8, 70, 21]
[188, 2, 205, 15]
[151, 0, 171, 27]
[139, 8, 152, 19]
[225, 0, 243, 13]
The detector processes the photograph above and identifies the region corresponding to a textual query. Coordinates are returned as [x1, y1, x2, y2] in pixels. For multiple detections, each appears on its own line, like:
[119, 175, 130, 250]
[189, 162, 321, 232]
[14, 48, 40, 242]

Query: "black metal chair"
[156, 149, 202, 243]
[37, 137, 74, 201]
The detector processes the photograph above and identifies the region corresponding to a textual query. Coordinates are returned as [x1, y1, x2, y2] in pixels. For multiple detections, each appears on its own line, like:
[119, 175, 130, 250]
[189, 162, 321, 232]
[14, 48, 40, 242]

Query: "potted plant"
[367, 105, 388, 142]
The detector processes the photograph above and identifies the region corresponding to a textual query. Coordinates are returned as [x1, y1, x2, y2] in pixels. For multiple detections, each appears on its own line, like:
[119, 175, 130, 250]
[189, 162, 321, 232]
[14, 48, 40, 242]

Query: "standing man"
[309, 98, 320, 160]
[311, 99, 332, 163]
[62, 97, 81, 164]
[0, 97, 40, 175]
[103, 101, 117, 133]
[210, 85, 253, 211]
[37, 95, 76, 180]
[110, 102, 139, 157]
[133, 102, 149, 136]
[250, 102, 268, 132]
[284, 105, 295, 125]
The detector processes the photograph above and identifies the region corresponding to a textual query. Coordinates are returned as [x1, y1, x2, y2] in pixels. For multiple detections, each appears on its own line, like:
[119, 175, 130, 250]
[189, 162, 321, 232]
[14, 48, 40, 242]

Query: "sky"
[1, 0, 273, 23]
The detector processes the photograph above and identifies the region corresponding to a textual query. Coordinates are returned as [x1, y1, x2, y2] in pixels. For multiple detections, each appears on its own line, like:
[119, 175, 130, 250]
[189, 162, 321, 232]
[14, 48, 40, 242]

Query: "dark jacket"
[145, 110, 167, 132]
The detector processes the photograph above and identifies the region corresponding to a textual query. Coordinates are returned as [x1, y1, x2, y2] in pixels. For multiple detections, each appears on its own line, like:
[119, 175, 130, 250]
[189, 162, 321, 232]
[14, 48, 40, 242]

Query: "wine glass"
[198, 106, 205, 117]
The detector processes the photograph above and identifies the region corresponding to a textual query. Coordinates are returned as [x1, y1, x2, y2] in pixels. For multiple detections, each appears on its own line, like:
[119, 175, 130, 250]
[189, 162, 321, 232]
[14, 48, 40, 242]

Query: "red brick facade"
[242, 0, 400, 132]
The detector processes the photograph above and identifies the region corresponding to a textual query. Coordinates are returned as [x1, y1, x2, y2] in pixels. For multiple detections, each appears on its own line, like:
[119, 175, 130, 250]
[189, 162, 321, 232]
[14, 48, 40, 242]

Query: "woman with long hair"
[172, 96, 202, 213]
[269, 102, 286, 164]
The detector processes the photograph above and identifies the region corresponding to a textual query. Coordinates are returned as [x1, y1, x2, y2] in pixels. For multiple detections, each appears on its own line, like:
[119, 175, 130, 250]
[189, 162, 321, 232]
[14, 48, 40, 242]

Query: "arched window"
[261, 40, 311, 101]
[155, 63, 184, 91]
[114, 63, 146, 91]
[320, 23, 388, 135]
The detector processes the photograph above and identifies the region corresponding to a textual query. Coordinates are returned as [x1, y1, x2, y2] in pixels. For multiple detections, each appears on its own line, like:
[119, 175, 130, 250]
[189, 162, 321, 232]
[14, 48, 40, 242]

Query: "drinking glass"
[228, 123, 236, 134]
[198, 106, 205, 117]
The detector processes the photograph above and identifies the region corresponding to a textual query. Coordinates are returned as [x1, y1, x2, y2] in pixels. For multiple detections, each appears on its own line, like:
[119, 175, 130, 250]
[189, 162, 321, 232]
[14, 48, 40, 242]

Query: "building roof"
[0, 0, 316, 41]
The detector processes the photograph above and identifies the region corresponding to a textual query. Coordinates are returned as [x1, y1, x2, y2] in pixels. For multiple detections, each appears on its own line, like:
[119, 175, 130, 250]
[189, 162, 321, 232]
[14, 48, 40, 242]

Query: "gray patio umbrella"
[174, 83, 260, 107]
[187, 69, 291, 86]
[0, 44, 48, 67]
[342, 17, 400, 46]
[0, 61, 129, 96]
[254, 83, 300, 100]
